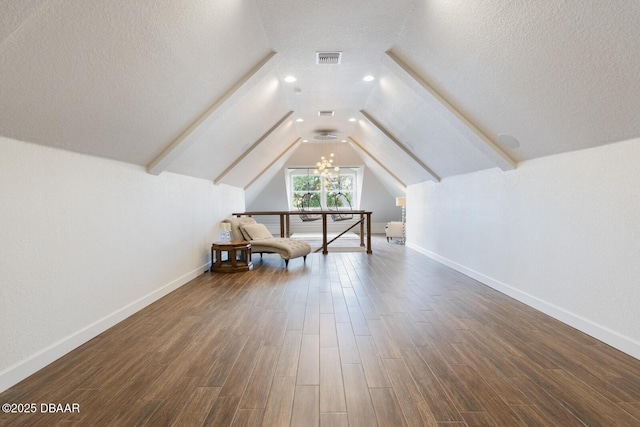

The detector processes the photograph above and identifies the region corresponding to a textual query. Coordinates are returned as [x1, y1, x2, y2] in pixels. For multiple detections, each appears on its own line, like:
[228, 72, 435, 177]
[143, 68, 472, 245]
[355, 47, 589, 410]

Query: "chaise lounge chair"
[223, 217, 311, 267]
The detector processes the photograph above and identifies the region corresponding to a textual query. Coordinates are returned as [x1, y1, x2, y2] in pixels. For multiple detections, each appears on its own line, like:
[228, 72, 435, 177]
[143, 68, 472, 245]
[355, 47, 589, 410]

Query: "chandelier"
[314, 152, 340, 180]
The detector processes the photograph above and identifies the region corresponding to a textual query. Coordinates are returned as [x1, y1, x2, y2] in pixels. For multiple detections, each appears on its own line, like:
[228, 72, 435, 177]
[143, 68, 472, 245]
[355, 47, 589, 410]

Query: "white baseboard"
[407, 243, 640, 361]
[0, 264, 208, 393]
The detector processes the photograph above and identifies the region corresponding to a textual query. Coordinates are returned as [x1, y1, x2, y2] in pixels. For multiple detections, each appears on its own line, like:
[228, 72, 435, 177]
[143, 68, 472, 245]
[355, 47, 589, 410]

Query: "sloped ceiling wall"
[390, 0, 640, 162]
[0, 0, 274, 167]
[1, 0, 639, 196]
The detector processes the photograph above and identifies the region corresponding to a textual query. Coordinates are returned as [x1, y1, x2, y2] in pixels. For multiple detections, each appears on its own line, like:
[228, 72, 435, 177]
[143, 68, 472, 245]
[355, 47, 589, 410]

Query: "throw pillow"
[240, 223, 274, 240]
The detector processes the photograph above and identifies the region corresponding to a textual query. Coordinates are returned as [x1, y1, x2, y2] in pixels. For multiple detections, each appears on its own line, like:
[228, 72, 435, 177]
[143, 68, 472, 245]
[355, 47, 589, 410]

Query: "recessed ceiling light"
[284, 76, 297, 83]
[341, 139, 347, 143]
[302, 139, 309, 143]
[363, 75, 375, 82]
[348, 117, 357, 122]
[296, 118, 304, 122]
[497, 133, 520, 148]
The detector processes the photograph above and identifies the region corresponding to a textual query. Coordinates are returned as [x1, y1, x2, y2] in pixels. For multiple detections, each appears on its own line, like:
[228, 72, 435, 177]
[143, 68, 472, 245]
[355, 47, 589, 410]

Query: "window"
[292, 173, 322, 210]
[287, 168, 361, 210]
[326, 173, 354, 210]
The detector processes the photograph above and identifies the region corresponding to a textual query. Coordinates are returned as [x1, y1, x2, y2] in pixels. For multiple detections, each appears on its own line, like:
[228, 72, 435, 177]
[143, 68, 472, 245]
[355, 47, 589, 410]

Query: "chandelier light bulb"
[314, 150, 340, 182]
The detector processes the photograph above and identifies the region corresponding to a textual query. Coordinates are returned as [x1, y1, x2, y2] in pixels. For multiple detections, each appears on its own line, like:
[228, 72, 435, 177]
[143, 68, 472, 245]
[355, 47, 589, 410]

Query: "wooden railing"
[232, 211, 373, 255]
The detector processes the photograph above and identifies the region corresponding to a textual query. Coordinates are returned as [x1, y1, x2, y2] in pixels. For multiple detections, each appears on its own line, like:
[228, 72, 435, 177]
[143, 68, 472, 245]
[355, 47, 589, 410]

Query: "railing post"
[286, 213, 291, 238]
[366, 212, 372, 254]
[360, 212, 365, 247]
[279, 214, 285, 238]
[322, 213, 328, 255]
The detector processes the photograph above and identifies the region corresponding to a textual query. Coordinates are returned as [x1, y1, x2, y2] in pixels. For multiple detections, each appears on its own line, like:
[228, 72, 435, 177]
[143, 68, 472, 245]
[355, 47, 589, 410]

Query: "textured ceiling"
[1, 0, 639, 195]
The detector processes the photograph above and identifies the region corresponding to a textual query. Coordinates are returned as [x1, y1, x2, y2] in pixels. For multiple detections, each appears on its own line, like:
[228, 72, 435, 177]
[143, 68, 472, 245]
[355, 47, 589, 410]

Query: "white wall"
[0, 137, 244, 392]
[407, 139, 640, 359]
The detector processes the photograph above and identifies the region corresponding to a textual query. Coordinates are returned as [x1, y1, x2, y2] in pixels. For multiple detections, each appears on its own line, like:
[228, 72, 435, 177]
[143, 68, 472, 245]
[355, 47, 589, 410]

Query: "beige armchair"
[385, 221, 404, 242]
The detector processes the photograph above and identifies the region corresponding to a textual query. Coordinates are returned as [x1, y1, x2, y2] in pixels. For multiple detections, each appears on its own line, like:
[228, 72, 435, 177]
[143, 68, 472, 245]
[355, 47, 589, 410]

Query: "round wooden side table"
[210, 241, 253, 273]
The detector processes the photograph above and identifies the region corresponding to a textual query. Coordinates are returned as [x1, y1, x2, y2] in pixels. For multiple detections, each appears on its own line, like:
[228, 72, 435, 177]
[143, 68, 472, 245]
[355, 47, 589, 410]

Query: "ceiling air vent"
[318, 110, 335, 117]
[316, 51, 342, 65]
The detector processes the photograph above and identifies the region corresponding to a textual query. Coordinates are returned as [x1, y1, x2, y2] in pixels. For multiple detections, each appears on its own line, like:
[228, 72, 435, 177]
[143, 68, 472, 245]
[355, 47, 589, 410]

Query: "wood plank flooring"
[1, 236, 640, 426]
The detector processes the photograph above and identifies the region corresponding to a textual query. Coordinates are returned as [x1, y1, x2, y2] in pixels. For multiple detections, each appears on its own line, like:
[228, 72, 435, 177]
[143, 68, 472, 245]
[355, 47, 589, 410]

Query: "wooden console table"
[210, 241, 253, 273]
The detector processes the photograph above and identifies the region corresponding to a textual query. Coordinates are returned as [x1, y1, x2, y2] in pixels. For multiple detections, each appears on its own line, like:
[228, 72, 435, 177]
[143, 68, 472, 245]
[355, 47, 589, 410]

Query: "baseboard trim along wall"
[408, 243, 640, 361]
[0, 264, 208, 393]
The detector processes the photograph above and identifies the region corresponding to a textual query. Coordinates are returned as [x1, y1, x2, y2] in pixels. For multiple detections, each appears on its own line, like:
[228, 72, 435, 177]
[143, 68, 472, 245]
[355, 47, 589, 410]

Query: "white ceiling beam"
[147, 51, 278, 175]
[359, 110, 440, 182]
[348, 137, 406, 189]
[214, 111, 294, 184]
[244, 138, 301, 190]
[383, 50, 516, 171]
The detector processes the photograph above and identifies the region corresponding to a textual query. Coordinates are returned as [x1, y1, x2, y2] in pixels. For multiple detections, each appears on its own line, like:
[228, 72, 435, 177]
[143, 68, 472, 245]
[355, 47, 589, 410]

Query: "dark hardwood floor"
[1, 236, 639, 426]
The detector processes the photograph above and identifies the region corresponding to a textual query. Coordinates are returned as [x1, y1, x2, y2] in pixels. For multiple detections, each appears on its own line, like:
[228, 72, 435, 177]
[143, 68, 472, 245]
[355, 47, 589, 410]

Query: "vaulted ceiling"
[2, 0, 639, 205]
